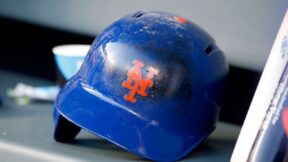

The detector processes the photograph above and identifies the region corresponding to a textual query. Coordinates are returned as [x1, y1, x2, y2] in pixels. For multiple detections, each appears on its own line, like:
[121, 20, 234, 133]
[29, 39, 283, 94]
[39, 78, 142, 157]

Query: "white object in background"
[7, 83, 60, 102]
[231, 9, 288, 162]
[53, 44, 90, 80]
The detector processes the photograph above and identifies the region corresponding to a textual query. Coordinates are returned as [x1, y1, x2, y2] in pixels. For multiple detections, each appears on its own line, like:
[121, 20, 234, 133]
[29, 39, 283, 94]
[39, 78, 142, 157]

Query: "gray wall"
[0, 0, 287, 71]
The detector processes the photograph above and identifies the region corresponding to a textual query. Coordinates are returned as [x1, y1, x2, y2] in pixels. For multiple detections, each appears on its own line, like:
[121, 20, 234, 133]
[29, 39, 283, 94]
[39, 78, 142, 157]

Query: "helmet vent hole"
[133, 11, 145, 18]
[205, 44, 214, 55]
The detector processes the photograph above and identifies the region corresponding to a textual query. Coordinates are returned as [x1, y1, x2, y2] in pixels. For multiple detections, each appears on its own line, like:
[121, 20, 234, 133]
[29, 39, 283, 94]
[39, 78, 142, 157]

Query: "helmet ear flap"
[54, 112, 81, 143]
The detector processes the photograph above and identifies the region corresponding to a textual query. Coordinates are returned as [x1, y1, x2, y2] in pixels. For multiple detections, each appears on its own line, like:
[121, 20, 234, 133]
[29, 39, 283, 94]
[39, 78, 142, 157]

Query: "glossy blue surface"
[54, 11, 228, 161]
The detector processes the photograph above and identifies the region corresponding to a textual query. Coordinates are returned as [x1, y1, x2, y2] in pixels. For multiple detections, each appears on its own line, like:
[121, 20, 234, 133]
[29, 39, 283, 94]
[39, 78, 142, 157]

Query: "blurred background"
[0, 0, 287, 125]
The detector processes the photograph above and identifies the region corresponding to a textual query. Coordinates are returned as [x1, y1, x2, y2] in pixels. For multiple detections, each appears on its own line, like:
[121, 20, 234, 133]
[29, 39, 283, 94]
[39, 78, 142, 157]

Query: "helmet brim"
[53, 79, 214, 161]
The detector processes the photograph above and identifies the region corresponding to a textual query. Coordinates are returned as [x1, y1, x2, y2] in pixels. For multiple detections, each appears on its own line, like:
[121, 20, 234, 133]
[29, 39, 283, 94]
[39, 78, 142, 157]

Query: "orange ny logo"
[122, 60, 159, 103]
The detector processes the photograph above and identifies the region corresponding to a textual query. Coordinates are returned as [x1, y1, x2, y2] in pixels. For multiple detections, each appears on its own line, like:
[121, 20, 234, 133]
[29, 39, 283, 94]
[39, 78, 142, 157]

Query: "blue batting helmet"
[53, 11, 228, 161]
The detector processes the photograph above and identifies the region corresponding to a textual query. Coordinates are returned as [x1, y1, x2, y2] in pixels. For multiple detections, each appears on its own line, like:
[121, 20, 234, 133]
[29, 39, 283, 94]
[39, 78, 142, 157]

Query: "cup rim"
[52, 44, 90, 57]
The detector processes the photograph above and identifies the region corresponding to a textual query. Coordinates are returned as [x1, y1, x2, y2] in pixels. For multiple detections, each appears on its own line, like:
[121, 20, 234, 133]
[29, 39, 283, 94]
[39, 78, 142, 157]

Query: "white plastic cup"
[53, 44, 90, 80]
